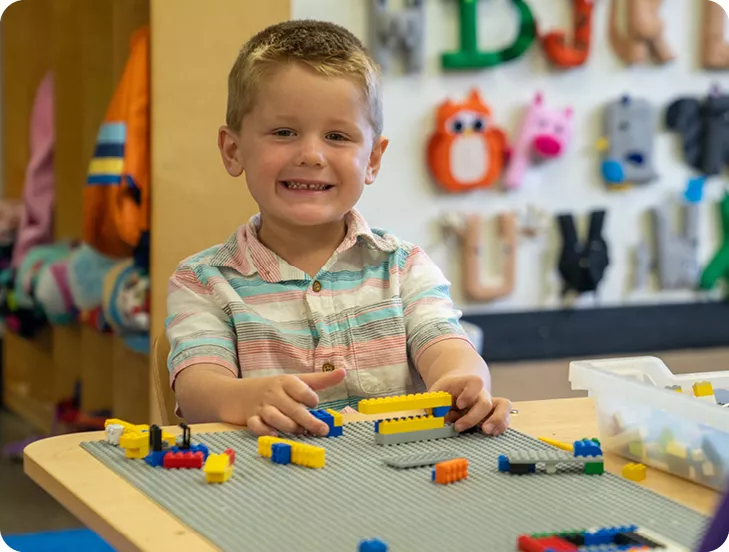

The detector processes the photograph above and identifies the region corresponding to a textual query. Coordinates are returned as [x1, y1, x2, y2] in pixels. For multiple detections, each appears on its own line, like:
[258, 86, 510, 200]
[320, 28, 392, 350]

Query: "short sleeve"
[165, 263, 238, 389]
[399, 245, 473, 363]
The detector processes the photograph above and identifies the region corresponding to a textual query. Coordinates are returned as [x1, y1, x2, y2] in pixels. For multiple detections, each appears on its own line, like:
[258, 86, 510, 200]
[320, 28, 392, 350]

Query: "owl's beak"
[463, 128, 474, 136]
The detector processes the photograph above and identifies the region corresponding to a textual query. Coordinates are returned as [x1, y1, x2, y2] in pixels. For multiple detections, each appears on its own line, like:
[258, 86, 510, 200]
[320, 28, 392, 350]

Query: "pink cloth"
[12, 72, 55, 269]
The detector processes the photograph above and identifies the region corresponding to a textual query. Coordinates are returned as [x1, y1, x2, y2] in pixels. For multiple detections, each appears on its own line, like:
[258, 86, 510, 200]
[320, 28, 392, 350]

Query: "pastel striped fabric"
[87, 123, 126, 186]
[165, 209, 471, 411]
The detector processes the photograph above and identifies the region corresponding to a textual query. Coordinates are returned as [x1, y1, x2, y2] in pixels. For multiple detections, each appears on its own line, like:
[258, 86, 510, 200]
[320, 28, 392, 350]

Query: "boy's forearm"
[175, 365, 252, 424]
[417, 338, 491, 392]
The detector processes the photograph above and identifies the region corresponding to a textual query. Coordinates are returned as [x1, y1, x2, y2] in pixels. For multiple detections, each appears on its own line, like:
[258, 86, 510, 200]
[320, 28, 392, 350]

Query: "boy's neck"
[257, 215, 348, 278]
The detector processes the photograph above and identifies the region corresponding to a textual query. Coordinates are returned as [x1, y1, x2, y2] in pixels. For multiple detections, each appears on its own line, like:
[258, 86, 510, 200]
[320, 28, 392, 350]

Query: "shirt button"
[312, 281, 322, 292]
[322, 362, 335, 372]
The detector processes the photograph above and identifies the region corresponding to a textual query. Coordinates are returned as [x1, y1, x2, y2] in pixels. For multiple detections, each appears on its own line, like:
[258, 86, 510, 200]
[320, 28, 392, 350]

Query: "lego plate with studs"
[81, 419, 710, 552]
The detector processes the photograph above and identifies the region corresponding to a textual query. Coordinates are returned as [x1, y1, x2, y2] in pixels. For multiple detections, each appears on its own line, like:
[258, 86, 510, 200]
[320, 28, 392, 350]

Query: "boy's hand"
[431, 374, 512, 436]
[245, 368, 346, 437]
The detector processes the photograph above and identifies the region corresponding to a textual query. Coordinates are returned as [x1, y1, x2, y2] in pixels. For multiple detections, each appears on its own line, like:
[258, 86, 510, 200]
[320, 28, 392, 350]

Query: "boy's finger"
[456, 378, 485, 410]
[454, 399, 492, 432]
[260, 405, 304, 435]
[283, 377, 321, 409]
[297, 368, 346, 392]
[279, 398, 330, 436]
[482, 400, 512, 436]
[247, 415, 279, 437]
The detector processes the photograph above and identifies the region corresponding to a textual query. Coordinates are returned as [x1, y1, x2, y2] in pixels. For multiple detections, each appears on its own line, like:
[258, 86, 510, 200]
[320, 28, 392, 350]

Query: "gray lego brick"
[714, 388, 729, 405]
[506, 449, 603, 466]
[80, 423, 710, 552]
[383, 451, 458, 469]
[374, 424, 457, 445]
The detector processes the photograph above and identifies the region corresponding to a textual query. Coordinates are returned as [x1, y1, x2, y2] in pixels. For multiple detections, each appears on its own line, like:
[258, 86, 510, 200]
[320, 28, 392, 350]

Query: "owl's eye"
[450, 119, 465, 133]
[473, 118, 485, 132]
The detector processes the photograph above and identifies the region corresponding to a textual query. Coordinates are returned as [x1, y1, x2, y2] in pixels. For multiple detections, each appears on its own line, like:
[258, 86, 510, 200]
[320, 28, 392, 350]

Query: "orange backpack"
[83, 26, 149, 259]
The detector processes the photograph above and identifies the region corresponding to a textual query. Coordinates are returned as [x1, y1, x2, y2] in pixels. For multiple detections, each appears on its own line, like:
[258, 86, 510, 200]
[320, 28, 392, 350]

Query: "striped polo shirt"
[165, 209, 471, 412]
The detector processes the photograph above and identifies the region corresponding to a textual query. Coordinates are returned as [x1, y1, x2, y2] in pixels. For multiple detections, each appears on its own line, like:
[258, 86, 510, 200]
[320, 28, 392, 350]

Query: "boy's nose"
[297, 140, 326, 167]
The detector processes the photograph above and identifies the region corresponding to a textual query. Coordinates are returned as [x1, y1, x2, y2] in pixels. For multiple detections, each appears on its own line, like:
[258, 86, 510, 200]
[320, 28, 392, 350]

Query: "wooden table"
[24, 398, 719, 552]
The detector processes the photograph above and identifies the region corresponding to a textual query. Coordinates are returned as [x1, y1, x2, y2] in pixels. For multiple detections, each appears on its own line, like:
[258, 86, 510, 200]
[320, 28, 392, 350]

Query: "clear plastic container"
[569, 356, 729, 490]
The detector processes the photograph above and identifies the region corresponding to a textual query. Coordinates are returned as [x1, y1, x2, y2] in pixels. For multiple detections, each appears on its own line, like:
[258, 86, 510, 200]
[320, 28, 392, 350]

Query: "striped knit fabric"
[166, 209, 471, 414]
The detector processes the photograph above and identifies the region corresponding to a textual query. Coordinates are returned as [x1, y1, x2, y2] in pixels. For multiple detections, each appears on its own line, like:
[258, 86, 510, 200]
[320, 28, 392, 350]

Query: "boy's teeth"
[284, 181, 329, 190]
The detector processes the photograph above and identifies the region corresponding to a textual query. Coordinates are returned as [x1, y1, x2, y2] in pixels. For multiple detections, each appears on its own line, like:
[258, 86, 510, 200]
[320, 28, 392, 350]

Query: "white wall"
[292, 0, 728, 314]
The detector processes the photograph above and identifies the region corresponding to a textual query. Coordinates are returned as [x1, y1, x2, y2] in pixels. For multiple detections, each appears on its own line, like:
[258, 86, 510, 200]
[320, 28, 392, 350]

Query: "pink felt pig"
[503, 92, 573, 190]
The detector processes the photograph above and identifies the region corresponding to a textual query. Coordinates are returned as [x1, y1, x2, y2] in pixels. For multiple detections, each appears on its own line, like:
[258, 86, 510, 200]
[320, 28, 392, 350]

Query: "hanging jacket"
[557, 210, 609, 295]
[83, 26, 149, 260]
[12, 72, 55, 269]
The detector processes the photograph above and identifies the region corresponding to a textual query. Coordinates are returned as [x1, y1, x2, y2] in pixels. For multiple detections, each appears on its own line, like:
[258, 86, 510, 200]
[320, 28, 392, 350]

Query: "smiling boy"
[165, 20, 512, 437]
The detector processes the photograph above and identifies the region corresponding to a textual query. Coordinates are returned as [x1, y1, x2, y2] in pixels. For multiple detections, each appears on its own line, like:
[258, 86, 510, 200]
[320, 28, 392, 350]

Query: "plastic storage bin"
[569, 356, 729, 491]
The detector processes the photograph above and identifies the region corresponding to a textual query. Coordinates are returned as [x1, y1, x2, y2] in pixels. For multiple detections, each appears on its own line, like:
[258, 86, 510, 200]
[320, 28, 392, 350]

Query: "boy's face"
[219, 63, 388, 229]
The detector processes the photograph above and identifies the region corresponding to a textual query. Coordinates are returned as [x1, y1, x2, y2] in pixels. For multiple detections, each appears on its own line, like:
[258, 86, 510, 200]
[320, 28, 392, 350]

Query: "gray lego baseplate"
[80, 422, 710, 552]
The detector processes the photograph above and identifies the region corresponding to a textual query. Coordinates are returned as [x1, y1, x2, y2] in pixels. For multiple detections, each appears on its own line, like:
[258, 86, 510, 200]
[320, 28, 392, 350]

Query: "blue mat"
[2, 528, 114, 551]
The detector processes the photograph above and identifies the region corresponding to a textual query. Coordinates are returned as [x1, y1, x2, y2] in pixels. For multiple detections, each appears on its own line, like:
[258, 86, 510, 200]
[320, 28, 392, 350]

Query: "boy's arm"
[399, 244, 480, 384]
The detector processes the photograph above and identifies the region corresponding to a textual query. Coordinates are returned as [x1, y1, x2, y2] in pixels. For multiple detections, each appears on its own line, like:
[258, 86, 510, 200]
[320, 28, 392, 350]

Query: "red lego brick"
[517, 535, 578, 552]
[224, 448, 236, 465]
[163, 451, 204, 469]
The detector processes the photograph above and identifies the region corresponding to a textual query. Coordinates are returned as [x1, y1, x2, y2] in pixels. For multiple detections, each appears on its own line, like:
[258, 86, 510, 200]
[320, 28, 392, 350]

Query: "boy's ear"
[218, 126, 245, 177]
[365, 136, 389, 185]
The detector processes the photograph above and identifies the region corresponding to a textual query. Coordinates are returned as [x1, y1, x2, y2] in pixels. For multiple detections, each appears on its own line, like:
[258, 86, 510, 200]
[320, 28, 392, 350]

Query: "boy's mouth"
[281, 181, 333, 191]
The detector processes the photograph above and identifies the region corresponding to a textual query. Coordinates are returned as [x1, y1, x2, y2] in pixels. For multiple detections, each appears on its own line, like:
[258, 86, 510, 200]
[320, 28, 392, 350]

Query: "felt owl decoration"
[427, 89, 507, 194]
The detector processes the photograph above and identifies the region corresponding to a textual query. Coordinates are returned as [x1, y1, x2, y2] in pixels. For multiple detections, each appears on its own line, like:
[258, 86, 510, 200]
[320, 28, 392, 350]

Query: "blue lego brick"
[144, 450, 168, 468]
[574, 439, 602, 457]
[310, 409, 334, 425]
[358, 538, 388, 551]
[432, 406, 451, 417]
[583, 526, 637, 547]
[171, 443, 209, 460]
[498, 454, 510, 473]
[328, 425, 343, 437]
[374, 420, 381, 433]
[271, 443, 292, 465]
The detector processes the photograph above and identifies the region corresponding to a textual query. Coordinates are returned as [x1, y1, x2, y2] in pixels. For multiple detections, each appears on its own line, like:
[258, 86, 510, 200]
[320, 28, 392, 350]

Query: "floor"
[0, 408, 82, 536]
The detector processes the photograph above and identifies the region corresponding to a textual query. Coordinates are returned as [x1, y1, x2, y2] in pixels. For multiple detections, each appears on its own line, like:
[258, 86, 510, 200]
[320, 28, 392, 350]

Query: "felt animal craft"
[502, 92, 574, 190]
[369, 0, 424, 74]
[666, 89, 729, 177]
[700, 193, 729, 293]
[608, 0, 674, 65]
[598, 96, 658, 189]
[557, 210, 609, 296]
[442, 0, 536, 69]
[540, 0, 596, 69]
[652, 202, 700, 290]
[427, 89, 508, 193]
[702, 0, 729, 69]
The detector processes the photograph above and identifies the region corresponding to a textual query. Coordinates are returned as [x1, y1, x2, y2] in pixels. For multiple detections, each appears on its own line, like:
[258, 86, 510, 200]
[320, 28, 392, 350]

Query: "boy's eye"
[326, 132, 347, 141]
[273, 129, 294, 137]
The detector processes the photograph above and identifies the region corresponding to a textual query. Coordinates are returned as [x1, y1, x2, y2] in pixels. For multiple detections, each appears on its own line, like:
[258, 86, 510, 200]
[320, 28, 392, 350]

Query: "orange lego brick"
[432, 458, 468, 485]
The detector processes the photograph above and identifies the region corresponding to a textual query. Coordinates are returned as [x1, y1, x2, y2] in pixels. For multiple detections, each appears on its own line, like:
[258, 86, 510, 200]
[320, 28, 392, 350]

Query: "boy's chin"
[281, 207, 350, 227]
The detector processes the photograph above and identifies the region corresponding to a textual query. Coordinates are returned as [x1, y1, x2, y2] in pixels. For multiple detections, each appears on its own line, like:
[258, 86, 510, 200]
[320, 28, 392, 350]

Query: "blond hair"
[226, 20, 383, 137]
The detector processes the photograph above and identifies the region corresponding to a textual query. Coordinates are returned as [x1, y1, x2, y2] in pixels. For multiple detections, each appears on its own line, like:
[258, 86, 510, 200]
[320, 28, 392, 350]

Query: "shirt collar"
[210, 209, 398, 282]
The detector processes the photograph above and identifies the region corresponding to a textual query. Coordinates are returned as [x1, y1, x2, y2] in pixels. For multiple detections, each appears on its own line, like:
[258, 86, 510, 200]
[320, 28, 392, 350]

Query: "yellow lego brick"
[325, 409, 343, 427]
[538, 437, 573, 452]
[257, 436, 326, 468]
[665, 442, 687, 460]
[119, 432, 149, 459]
[204, 453, 233, 483]
[378, 415, 444, 435]
[357, 392, 452, 415]
[104, 418, 150, 433]
[622, 462, 646, 482]
[692, 381, 714, 398]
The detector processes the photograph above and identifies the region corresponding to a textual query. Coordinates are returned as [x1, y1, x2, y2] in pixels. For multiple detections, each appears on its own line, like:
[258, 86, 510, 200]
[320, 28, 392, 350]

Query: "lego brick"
[204, 452, 234, 484]
[509, 463, 534, 475]
[357, 392, 452, 414]
[665, 385, 683, 392]
[614, 530, 662, 548]
[105, 424, 124, 446]
[80, 424, 705, 551]
[714, 388, 729, 405]
[144, 450, 168, 468]
[271, 443, 292, 465]
[377, 415, 444, 435]
[431, 406, 451, 417]
[258, 436, 325, 468]
[574, 438, 602, 457]
[374, 424, 457, 446]
[325, 408, 343, 427]
[310, 409, 343, 437]
[358, 538, 388, 552]
[498, 454, 510, 472]
[432, 458, 468, 484]
[163, 451, 204, 469]
[533, 536, 578, 551]
[584, 461, 605, 475]
[622, 463, 647, 482]
[692, 381, 714, 398]
[383, 452, 458, 469]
